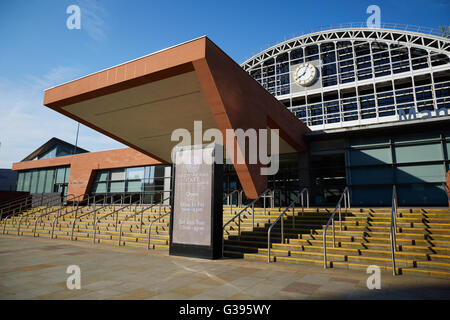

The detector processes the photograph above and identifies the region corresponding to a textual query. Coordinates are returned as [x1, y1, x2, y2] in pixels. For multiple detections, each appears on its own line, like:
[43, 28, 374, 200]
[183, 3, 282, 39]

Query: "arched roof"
[242, 25, 450, 70]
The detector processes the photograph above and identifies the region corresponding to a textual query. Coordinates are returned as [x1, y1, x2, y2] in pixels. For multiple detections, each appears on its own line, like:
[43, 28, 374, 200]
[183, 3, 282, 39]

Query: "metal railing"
[93, 195, 141, 243]
[32, 194, 83, 237]
[146, 206, 171, 250]
[390, 185, 399, 276]
[14, 194, 71, 236]
[322, 187, 350, 269]
[119, 195, 171, 246]
[70, 194, 117, 241]
[0, 194, 30, 208]
[222, 188, 271, 257]
[0, 196, 32, 222]
[267, 188, 309, 263]
[223, 189, 242, 214]
[51, 194, 93, 239]
[0, 195, 32, 219]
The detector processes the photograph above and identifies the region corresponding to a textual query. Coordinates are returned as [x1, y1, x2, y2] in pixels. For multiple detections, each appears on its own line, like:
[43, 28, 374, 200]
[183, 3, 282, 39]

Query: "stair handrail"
[322, 187, 350, 269]
[0, 194, 30, 208]
[2, 196, 46, 234]
[222, 188, 271, 257]
[15, 194, 71, 236]
[69, 194, 118, 241]
[0, 195, 32, 219]
[3, 194, 55, 228]
[223, 189, 242, 215]
[390, 185, 398, 276]
[0, 195, 33, 224]
[118, 195, 171, 245]
[267, 188, 309, 263]
[147, 209, 171, 250]
[117, 191, 168, 237]
[31, 194, 81, 237]
[50, 193, 92, 239]
[93, 194, 140, 243]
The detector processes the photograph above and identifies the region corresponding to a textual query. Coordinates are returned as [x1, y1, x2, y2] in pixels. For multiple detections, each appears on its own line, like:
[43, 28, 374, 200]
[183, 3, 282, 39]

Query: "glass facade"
[38, 143, 85, 160]
[91, 165, 171, 203]
[309, 127, 450, 206]
[243, 29, 450, 130]
[16, 166, 70, 195]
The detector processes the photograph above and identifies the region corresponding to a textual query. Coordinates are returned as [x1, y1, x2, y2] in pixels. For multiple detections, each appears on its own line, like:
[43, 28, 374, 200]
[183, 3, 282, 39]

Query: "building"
[13, 139, 171, 203]
[11, 25, 450, 207]
[242, 24, 450, 206]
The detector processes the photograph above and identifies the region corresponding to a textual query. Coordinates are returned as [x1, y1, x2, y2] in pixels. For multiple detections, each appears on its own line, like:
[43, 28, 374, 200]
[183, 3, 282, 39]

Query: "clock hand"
[297, 68, 307, 79]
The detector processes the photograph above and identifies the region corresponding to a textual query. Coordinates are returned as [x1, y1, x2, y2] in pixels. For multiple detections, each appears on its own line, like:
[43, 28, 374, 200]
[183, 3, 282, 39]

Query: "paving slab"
[1, 235, 450, 300]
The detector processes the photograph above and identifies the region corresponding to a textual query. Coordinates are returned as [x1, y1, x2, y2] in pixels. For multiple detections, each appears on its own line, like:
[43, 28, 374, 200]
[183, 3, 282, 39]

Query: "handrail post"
[238, 215, 241, 240]
[307, 189, 310, 208]
[93, 210, 97, 243]
[323, 231, 327, 269]
[332, 217, 335, 248]
[252, 203, 254, 228]
[339, 203, 342, 231]
[292, 202, 295, 228]
[281, 214, 284, 244]
[301, 193, 304, 216]
[140, 206, 144, 233]
[268, 228, 271, 263]
[115, 208, 118, 231]
[347, 188, 350, 209]
[264, 193, 266, 215]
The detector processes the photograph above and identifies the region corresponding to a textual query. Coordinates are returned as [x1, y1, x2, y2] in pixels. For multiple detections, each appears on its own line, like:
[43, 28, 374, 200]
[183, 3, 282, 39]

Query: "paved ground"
[1, 235, 450, 300]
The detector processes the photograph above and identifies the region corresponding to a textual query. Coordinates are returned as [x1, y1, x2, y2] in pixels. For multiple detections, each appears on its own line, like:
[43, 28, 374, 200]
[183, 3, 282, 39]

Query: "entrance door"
[310, 153, 346, 205]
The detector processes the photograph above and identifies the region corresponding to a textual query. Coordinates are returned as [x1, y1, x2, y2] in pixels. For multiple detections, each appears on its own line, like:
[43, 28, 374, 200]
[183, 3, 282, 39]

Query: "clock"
[293, 62, 317, 86]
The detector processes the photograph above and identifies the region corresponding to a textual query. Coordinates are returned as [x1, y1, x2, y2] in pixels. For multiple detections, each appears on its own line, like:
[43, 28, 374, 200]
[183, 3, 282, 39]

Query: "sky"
[0, 0, 449, 168]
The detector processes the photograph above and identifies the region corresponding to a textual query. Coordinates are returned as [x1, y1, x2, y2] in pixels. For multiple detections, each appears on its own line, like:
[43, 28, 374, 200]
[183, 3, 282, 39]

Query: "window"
[16, 166, 70, 194]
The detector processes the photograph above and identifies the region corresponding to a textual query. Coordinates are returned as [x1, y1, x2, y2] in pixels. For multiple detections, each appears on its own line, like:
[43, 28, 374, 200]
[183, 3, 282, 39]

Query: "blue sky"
[0, 0, 449, 167]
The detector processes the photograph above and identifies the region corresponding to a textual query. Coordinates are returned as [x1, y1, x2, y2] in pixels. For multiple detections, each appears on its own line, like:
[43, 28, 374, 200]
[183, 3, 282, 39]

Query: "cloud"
[78, 0, 107, 41]
[0, 67, 125, 168]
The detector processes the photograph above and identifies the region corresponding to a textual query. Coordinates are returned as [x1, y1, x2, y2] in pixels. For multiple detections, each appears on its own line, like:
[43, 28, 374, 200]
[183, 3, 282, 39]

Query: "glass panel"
[126, 167, 145, 180]
[16, 172, 24, 191]
[350, 167, 393, 185]
[37, 170, 46, 193]
[397, 183, 447, 205]
[395, 143, 443, 163]
[97, 171, 109, 182]
[23, 171, 31, 192]
[127, 180, 142, 192]
[110, 181, 125, 192]
[39, 147, 57, 160]
[110, 169, 125, 181]
[65, 167, 70, 183]
[396, 164, 445, 183]
[154, 166, 165, 178]
[349, 147, 391, 166]
[93, 182, 107, 193]
[30, 170, 39, 193]
[44, 169, 55, 193]
[56, 167, 66, 184]
[150, 166, 156, 179]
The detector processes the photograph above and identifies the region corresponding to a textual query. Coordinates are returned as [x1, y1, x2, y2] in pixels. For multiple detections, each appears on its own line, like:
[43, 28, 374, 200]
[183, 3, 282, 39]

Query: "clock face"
[293, 62, 317, 86]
